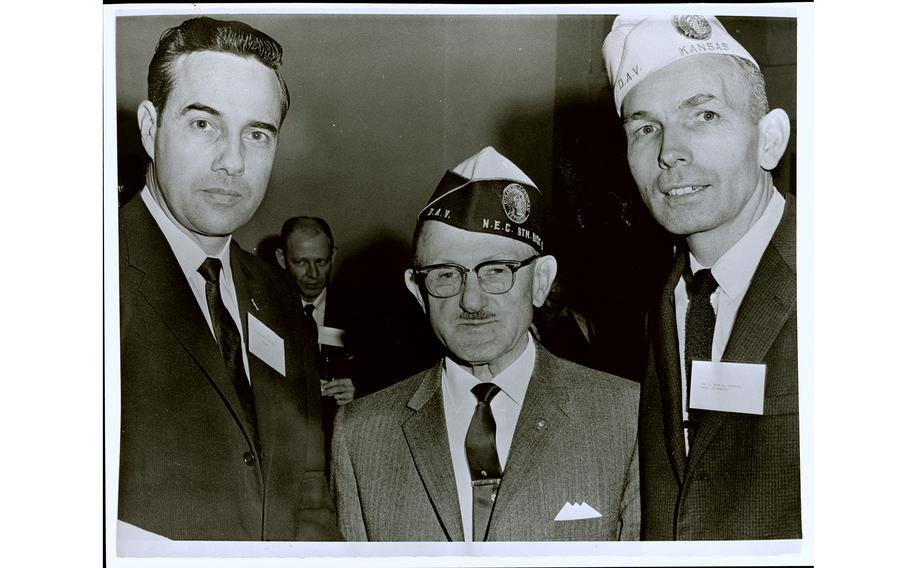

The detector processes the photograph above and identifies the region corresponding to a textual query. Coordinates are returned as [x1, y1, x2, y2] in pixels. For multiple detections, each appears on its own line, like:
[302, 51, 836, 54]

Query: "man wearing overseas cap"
[331, 146, 641, 541]
[603, 15, 799, 540]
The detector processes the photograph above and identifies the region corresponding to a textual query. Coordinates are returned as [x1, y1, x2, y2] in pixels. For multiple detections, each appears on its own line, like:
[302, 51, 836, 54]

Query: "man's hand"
[321, 378, 355, 406]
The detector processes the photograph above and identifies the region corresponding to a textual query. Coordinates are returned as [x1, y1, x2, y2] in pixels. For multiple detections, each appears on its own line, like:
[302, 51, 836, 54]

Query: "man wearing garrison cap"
[604, 16, 799, 540]
[331, 147, 640, 541]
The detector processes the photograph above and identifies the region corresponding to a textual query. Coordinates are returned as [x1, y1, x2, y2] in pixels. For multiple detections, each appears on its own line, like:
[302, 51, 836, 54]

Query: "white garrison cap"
[450, 146, 537, 188]
[603, 15, 758, 115]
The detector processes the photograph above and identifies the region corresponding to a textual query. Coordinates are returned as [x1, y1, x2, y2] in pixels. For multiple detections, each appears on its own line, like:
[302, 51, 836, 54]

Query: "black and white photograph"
[100, 2, 813, 566]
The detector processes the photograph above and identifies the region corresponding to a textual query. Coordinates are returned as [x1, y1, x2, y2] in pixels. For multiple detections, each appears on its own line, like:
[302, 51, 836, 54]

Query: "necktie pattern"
[197, 258, 259, 448]
[465, 382, 502, 541]
[683, 267, 719, 449]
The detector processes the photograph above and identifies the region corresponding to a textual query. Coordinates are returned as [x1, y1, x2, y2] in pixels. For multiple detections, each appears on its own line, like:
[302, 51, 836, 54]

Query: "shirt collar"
[443, 332, 536, 412]
[140, 187, 233, 279]
[690, 189, 785, 297]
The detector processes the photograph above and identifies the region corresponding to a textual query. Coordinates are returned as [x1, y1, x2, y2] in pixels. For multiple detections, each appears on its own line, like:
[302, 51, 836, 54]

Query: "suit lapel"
[654, 252, 688, 484]
[231, 246, 277, 462]
[121, 198, 257, 449]
[687, 197, 797, 469]
[400, 364, 464, 541]
[490, 346, 570, 522]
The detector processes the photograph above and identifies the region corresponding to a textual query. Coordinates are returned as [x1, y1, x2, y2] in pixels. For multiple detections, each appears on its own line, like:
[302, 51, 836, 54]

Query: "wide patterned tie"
[197, 258, 259, 447]
[683, 267, 719, 449]
[465, 382, 502, 541]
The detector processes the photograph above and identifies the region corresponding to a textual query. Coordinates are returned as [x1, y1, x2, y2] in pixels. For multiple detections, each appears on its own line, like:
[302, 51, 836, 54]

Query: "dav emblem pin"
[502, 183, 531, 224]
[673, 15, 712, 40]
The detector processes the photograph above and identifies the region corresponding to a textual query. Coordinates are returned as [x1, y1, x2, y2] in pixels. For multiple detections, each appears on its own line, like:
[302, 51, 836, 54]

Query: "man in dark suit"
[603, 15, 800, 539]
[118, 17, 337, 541]
[331, 147, 640, 541]
[275, 216, 356, 458]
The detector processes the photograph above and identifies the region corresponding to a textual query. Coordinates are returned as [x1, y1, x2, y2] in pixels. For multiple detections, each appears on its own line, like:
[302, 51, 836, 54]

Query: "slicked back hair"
[280, 216, 335, 252]
[147, 16, 291, 124]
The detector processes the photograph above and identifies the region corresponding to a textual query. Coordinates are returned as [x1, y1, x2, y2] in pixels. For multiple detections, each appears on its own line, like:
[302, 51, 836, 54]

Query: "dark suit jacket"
[639, 194, 800, 540]
[118, 195, 338, 541]
[331, 344, 641, 541]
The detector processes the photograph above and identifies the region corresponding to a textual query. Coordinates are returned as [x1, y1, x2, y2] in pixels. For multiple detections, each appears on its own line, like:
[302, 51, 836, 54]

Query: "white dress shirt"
[674, 189, 785, 452]
[442, 334, 536, 542]
[141, 187, 251, 382]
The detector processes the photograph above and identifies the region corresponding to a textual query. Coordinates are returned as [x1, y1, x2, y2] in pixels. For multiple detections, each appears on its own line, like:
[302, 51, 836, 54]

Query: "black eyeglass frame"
[413, 255, 540, 298]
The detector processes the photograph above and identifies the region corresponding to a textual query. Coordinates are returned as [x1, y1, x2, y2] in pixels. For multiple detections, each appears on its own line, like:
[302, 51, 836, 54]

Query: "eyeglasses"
[413, 255, 539, 298]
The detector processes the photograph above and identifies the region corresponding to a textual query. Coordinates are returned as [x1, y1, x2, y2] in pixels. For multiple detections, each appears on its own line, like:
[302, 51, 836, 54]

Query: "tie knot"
[197, 257, 223, 284]
[303, 304, 316, 317]
[471, 383, 501, 404]
[690, 268, 718, 297]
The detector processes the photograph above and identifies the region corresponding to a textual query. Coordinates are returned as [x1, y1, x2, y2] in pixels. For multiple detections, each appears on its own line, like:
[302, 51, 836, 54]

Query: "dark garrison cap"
[416, 146, 544, 252]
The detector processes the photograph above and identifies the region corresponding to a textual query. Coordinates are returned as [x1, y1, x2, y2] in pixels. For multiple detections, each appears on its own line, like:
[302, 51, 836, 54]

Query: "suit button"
[243, 451, 256, 466]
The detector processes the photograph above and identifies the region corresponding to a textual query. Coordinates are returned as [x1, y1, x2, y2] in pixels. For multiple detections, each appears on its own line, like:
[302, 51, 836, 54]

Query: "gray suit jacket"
[639, 194, 800, 540]
[331, 344, 640, 541]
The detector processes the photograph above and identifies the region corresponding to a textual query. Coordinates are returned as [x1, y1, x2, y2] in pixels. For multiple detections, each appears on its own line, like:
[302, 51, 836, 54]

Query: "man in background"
[603, 15, 799, 539]
[118, 16, 336, 540]
[276, 216, 356, 454]
[331, 146, 640, 541]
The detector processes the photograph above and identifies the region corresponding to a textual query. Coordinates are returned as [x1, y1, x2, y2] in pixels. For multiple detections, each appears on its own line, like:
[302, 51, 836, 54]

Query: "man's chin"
[298, 286, 323, 301]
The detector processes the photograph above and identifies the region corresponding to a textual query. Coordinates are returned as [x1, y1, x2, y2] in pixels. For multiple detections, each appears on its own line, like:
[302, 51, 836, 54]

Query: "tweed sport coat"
[331, 343, 640, 541]
[117, 195, 338, 541]
[639, 194, 801, 540]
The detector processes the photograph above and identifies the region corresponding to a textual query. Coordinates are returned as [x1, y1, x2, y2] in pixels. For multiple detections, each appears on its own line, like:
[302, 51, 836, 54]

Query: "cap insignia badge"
[673, 15, 712, 40]
[502, 183, 531, 224]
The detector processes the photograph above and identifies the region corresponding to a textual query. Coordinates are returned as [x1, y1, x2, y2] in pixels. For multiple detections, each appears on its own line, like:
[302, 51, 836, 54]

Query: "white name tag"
[318, 325, 346, 348]
[690, 361, 766, 415]
[248, 313, 285, 377]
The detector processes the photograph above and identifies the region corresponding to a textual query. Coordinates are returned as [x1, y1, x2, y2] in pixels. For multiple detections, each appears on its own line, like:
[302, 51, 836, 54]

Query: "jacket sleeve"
[330, 405, 368, 541]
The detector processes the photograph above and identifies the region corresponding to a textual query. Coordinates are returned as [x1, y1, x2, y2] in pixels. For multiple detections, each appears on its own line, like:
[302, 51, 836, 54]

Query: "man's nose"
[459, 271, 488, 313]
[658, 127, 692, 170]
[212, 135, 245, 176]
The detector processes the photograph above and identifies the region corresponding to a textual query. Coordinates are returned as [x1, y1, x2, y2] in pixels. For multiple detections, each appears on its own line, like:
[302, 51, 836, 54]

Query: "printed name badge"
[690, 361, 766, 415]
[248, 313, 285, 377]
[318, 326, 346, 348]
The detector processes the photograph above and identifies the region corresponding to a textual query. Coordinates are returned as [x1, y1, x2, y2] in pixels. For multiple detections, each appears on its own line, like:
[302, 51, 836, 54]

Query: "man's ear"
[757, 108, 791, 171]
[404, 268, 427, 313]
[137, 100, 159, 160]
[275, 248, 287, 269]
[531, 255, 558, 308]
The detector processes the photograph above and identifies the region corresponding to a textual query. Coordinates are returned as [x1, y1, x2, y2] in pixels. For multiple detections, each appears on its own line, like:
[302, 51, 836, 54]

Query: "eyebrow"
[181, 103, 221, 117]
[680, 93, 718, 109]
[622, 111, 651, 125]
[180, 103, 278, 135]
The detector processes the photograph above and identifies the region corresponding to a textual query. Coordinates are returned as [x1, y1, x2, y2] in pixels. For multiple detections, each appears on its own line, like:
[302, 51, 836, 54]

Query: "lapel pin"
[251, 298, 260, 311]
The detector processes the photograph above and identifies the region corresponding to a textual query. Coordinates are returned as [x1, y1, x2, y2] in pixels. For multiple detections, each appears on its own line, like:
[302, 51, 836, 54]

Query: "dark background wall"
[116, 14, 796, 385]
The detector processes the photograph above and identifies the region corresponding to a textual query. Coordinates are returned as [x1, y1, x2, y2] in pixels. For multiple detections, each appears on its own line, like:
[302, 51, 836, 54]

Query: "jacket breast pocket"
[551, 516, 615, 541]
[763, 392, 799, 416]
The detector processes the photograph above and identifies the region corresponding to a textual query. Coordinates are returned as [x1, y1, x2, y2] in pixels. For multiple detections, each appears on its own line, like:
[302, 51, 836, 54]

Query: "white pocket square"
[553, 501, 602, 521]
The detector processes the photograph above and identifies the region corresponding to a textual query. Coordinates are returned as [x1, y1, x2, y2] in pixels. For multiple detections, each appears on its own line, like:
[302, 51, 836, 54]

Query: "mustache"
[458, 310, 494, 321]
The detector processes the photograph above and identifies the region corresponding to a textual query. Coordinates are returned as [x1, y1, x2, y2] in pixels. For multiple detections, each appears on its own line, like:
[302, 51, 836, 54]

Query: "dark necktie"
[465, 382, 502, 541]
[683, 267, 719, 449]
[197, 258, 259, 446]
[302, 303, 318, 341]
